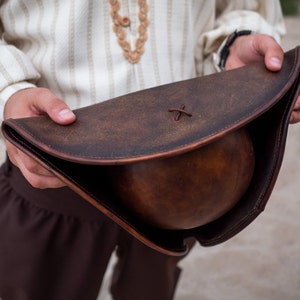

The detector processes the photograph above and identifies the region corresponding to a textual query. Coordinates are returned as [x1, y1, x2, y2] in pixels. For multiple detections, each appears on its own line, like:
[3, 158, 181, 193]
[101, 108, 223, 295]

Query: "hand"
[290, 96, 300, 124]
[225, 33, 300, 123]
[4, 88, 76, 189]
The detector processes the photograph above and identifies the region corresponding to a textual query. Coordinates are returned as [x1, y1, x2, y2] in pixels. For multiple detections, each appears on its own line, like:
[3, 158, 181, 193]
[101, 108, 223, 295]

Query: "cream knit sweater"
[0, 0, 285, 120]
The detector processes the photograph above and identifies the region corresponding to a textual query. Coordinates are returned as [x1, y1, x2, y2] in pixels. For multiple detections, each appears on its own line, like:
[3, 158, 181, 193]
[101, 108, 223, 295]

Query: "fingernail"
[58, 108, 75, 120]
[270, 57, 282, 68]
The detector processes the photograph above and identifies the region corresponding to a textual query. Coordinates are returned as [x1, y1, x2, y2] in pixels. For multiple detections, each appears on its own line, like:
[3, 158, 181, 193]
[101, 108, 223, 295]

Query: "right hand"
[4, 87, 76, 189]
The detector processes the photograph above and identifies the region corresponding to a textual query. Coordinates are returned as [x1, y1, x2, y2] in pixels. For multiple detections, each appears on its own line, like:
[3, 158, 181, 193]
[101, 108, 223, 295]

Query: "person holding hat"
[0, 1, 299, 299]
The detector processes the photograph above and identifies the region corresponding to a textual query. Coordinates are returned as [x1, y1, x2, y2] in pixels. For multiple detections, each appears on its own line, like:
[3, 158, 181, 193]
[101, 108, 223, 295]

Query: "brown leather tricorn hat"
[108, 127, 255, 230]
[2, 46, 300, 256]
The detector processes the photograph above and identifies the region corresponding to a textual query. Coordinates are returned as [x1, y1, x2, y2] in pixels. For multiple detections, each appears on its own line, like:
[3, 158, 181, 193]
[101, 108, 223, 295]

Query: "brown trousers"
[0, 159, 194, 300]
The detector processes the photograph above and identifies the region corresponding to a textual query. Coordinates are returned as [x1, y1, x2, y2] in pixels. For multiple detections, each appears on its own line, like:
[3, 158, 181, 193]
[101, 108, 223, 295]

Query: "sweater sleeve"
[0, 27, 41, 121]
[196, 0, 286, 75]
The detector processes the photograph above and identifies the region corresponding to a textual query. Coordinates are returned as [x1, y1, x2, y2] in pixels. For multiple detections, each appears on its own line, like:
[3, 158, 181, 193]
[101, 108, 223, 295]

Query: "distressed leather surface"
[2, 46, 300, 255]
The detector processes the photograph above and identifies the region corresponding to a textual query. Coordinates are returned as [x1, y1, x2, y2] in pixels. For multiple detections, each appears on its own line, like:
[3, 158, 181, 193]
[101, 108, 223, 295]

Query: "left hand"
[4, 88, 76, 189]
[225, 33, 300, 124]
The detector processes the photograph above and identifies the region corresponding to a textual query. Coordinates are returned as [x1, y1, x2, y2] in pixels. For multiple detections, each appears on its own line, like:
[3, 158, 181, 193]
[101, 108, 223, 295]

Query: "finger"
[6, 141, 66, 189]
[15, 157, 66, 189]
[20, 168, 66, 189]
[6, 141, 50, 176]
[252, 35, 284, 71]
[30, 88, 76, 125]
[290, 95, 300, 124]
[19, 153, 55, 177]
[290, 110, 300, 124]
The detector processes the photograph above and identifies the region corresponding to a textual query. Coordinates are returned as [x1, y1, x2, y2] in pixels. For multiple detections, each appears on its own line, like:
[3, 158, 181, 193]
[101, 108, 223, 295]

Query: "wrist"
[218, 30, 253, 71]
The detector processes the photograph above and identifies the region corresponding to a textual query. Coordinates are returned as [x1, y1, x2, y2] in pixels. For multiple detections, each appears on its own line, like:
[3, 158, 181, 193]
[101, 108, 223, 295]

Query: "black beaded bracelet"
[218, 29, 253, 70]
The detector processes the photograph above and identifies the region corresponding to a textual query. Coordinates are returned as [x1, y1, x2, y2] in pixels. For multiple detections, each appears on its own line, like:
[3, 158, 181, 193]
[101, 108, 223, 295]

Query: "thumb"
[52, 107, 76, 125]
[253, 35, 284, 71]
[32, 88, 76, 125]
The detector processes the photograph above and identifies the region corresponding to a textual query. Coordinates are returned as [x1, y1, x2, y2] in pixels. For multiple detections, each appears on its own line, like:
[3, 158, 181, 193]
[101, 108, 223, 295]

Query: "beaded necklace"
[109, 0, 149, 64]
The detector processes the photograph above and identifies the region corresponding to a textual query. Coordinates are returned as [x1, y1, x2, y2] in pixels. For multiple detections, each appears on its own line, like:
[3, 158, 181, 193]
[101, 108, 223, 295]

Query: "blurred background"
[280, 0, 300, 15]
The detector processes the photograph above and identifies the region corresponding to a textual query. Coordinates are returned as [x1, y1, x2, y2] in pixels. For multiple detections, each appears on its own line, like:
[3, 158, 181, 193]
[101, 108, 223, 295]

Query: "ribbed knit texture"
[0, 0, 285, 121]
